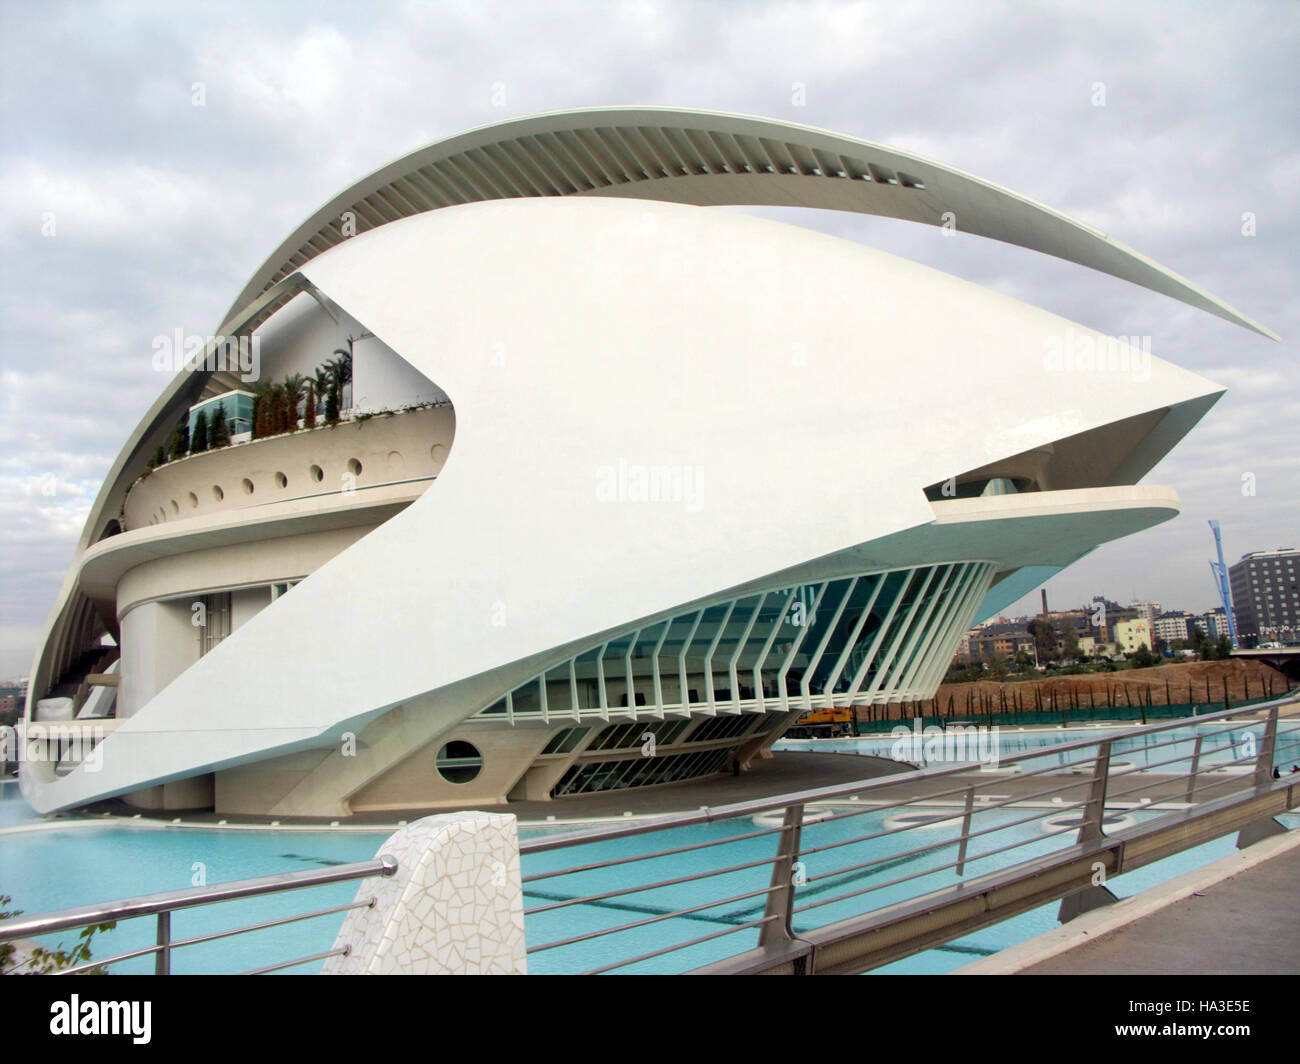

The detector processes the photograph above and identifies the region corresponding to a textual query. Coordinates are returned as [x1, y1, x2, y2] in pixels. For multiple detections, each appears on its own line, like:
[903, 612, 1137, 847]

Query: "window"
[436, 741, 482, 784]
[540, 728, 589, 756]
[198, 592, 231, 656]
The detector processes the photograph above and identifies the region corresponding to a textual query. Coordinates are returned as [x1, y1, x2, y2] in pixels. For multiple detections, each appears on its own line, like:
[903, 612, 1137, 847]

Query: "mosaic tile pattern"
[323, 811, 526, 974]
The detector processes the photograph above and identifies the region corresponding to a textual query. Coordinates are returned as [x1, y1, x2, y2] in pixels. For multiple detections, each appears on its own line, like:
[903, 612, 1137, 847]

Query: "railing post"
[155, 911, 170, 976]
[1252, 706, 1279, 787]
[1237, 707, 1287, 848]
[1059, 740, 1118, 922]
[1077, 740, 1112, 845]
[1186, 734, 1203, 804]
[955, 785, 975, 876]
[759, 803, 804, 947]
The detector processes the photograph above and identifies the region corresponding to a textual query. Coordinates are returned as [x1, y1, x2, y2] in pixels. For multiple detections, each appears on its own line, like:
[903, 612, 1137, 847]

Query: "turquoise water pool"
[3, 716, 1297, 974]
[776, 718, 1300, 774]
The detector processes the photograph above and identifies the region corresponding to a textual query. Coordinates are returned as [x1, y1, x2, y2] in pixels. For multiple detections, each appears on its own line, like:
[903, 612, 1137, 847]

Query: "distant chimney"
[1041, 589, 1049, 618]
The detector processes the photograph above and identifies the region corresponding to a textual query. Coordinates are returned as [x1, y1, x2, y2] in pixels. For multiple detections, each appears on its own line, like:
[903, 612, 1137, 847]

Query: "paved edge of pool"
[950, 825, 1300, 975]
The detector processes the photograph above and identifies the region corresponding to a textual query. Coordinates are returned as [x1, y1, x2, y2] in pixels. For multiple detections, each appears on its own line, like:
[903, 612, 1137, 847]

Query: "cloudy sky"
[1, 0, 1296, 677]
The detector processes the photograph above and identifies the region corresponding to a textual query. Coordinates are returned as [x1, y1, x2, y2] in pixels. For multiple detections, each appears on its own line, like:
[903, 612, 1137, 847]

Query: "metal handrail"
[523, 708, 1295, 915]
[0, 854, 398, 975]
[521, 697, 1295, 853]
[519, 695, 1299, 973]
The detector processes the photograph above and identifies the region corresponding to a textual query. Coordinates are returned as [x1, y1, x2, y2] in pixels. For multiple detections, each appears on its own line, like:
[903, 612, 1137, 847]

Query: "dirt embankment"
[853, 658, 1293, 723]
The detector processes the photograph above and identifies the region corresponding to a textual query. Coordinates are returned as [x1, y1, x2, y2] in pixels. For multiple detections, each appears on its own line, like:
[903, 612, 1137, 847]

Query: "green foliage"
[168, 417, 189, 460]
[324, 380, 339, 424]
[1059, 622, 1081, 662]
[312, 366, 331, 421]
[242, 340, 357, 438]
[148, 445, 166, 468]
[209, 404, 230, 448]
[0, 894, 115, 975]
[282, 374, 305, 432]
[1189, 625, 1229, 661]
[191, 409, 209, 453]
[1129, 643, 1159, 668]
[942, 662, 985, 685]
[251, 381, 272, 439]
[1027, 618, 1061, 663]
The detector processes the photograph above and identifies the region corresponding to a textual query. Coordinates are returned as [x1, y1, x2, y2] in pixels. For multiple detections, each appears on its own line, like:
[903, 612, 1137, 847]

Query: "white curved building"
[20, 108, 1273, 817]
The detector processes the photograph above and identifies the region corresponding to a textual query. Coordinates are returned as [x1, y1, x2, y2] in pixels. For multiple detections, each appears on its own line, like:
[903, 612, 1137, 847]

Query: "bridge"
[1234, 647, 1300, 682]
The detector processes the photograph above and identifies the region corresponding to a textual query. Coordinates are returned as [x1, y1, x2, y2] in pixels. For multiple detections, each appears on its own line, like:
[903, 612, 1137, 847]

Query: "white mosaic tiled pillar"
[323, 811, 526, 974]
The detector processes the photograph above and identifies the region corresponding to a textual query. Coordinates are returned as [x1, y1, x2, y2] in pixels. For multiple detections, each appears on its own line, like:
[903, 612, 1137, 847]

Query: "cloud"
[1, 0, 1297, 674]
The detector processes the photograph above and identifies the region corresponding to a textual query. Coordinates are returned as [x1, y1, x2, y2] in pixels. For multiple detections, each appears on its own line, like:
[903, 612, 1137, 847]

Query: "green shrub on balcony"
[210, 404, 230, 448]
[191, 409, 209, 453]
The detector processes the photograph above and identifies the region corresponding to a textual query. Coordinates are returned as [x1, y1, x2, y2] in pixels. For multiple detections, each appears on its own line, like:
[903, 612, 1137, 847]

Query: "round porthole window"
[435, 740, 482, 784]
[188, 492, 198, 508]
[275, 471, 287, 488]
[347, 457, 362, 476]
[242, 478, 254, 495]
[212, 485, 224, 501]
[310, 464, 323, 482]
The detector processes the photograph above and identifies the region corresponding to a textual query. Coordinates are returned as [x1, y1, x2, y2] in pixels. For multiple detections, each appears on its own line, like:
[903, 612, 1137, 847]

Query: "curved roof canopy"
[225, 106, 1276, 340]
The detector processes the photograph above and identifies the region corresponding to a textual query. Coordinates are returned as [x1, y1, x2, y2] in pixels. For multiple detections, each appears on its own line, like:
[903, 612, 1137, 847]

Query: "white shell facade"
[19, 109, 1268, 818]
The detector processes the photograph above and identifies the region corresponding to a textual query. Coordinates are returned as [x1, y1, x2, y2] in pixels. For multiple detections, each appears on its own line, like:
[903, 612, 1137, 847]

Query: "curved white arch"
[226, 106, 1277, 340]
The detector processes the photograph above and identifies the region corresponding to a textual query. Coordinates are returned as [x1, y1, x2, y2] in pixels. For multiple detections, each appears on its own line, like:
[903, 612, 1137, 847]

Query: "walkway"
[956, 826, 1300, 975]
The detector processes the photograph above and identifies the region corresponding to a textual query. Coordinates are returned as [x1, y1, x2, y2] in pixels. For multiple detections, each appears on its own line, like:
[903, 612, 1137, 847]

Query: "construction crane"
[1208, 520, 1240, 648]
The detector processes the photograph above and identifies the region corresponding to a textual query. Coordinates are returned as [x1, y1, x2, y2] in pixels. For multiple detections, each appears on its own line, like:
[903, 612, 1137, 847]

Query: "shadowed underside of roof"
[223, 106, 1277, 341]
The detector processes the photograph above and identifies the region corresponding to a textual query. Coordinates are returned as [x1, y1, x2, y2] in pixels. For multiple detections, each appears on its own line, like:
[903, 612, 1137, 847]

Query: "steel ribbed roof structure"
[225, 106, 1276, 340]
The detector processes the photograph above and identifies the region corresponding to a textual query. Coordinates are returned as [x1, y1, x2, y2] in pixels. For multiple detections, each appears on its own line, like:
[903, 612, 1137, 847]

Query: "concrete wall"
[118, 599, 198, 719]
[123, 775, 214, 811]
[214, 747, 336, 815]
[115, 526, 376, 620]
[231, 586, 272, 630]
[253, 291, 450, 412]
[353, 334, 450, 413]
[125, 403, 454, 530]
[347, 720, 556, 813]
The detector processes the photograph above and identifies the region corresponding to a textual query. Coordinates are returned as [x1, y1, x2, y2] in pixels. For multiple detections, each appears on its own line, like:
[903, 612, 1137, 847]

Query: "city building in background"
[1230, 548, 1300, 647]
[1197, 607, 1230, 643]
[1113, 618, 1152, 655]
[1128, 601, 1162, 628]
[1153, 610, 1197, 646]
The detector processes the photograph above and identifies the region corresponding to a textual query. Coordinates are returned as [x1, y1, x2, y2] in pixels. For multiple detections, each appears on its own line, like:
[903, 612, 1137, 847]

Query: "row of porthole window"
[146, 458, 366, 524]
[144, 442, 448, 525]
